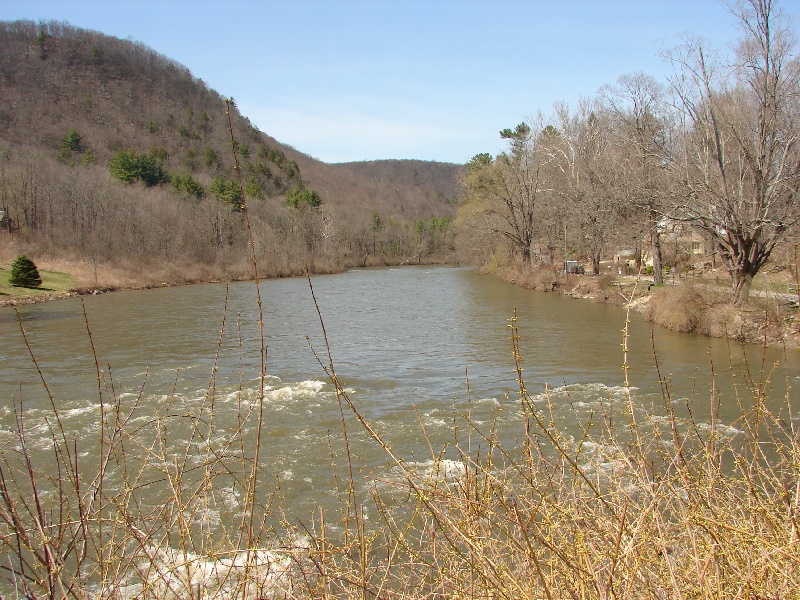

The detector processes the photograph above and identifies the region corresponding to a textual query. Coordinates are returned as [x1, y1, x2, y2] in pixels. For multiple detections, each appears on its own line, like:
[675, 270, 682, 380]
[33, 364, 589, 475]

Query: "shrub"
[9, 255, 42, 288]
[645, 284, 708, 332]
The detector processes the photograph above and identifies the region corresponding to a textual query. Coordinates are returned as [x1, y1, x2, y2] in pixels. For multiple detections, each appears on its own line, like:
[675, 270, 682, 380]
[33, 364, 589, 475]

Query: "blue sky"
[3, 1, 797, 164]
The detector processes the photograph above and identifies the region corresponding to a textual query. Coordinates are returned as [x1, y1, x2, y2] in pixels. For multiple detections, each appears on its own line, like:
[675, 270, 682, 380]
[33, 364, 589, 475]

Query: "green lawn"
[0, 264, 78, 301]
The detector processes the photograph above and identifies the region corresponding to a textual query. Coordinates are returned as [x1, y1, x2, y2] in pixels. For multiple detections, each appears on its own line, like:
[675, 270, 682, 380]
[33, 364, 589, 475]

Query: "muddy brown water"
[1, 266, 798, 521]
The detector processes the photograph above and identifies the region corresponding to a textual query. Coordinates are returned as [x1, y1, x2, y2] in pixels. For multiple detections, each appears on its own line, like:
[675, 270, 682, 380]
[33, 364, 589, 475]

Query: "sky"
[3, 0, 798, 164]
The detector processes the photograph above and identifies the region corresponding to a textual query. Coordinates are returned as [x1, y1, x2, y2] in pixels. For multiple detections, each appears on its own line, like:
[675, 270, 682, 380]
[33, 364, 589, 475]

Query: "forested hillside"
[0, 20, 463, 287]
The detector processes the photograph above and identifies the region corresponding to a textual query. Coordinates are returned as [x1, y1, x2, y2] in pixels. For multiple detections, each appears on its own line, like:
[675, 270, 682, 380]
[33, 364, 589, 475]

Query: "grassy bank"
[0, 254, 458, 308]
[0, 262, 79, 305]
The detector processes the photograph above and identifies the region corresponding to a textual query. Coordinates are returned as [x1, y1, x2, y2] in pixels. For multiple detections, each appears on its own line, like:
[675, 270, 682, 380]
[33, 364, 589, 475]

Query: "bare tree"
[602, 72, 671, 284]
[666, 0, 800, 305]
[554, 101, 621, 274]
[463, 119, 558, 265]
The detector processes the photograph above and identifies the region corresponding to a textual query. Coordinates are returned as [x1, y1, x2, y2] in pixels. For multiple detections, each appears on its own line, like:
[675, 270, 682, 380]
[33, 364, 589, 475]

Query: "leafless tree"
[463, 118, 558, 264]
[665, 0, 800, 305]
[554, 101, 621, 274]
[602, 72, 671, 284]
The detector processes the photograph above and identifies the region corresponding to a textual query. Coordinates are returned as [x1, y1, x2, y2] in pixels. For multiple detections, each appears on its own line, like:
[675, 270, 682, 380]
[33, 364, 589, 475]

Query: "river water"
[1, 266, 798, 527]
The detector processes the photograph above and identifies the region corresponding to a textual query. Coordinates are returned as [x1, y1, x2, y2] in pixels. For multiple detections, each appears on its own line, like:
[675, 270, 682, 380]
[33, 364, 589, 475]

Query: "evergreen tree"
[285, 184, 322, 209]
[62, 129, 83, 153]
[109, 149, 167, 186]
[9, 255, 42, 288]
[210, 177, 243, 210]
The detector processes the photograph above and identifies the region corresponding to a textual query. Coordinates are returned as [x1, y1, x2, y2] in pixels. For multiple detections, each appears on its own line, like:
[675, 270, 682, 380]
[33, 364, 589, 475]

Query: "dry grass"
[493, 263, 563, 292]
[644, 284, 793, 345]
[644, 284, 709, 333]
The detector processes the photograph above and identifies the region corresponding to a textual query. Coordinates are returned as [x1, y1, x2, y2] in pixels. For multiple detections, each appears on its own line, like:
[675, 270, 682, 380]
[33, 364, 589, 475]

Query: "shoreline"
[486, 263, 800, 349]
[4, 262, 800, 349]
[0, 260, 451, 308]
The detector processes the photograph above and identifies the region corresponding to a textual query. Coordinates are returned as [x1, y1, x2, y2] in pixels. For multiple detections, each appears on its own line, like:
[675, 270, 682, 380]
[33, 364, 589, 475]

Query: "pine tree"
[9, 255, 42, 288]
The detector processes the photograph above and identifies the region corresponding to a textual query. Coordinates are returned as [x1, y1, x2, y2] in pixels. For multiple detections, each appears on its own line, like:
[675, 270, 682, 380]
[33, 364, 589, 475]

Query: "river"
[1, 265, 798, 534]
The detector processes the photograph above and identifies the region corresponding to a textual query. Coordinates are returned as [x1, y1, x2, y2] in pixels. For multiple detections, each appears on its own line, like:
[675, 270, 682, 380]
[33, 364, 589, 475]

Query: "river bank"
[5, 254, 800, 348]
[0, 254, 455, 308]
[488, 262, 800, 349]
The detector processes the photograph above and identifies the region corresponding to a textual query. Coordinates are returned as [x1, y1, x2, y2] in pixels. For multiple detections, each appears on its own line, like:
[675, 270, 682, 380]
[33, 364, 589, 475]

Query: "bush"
[644, 284, 707, 332]
[9, 255, 42, 288]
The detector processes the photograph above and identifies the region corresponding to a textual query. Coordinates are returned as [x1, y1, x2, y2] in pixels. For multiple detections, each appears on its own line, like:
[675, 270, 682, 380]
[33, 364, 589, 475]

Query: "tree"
[464, 121, 554, 264]
[58, 129, 84, 164]
[62, 129, 83, 153]
[554, 102, 622, 274]
[109, 149, 167, 187]
[108, 149, 140, 183]
[243, 176, 264, 200]
[666, 0, 800, 305]
[210, 176, 243, 210]
[602, 73, 670, 284]
[136, 152, 168, 186]
[34, 28, 49, 59]
[285, 184, 322, 209]
[171, 172, 205, 199]
[9, 255, 42, 288]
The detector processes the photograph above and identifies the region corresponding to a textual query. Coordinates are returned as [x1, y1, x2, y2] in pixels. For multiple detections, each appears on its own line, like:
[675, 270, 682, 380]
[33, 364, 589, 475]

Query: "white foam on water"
[103, 532, 309, 600]
[527, 382, 634, 407]
[406, 458, 467, 481]
[475, 396, 500, 407]
[574, 438, 629, 478]
[61, 404, 100, 419]
[219, 485, 242, 511]
[422, 413, 448, 428]
[696, 422, 742, 437]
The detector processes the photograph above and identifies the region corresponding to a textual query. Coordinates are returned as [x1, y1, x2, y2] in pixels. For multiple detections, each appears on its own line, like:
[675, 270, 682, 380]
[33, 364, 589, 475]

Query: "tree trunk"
[651, 229, 664, 285]
[719, 234, 773, 306]
[724, 249, 763, 306]
[731, 270, 754, 307]
[592, 252, 601, 275]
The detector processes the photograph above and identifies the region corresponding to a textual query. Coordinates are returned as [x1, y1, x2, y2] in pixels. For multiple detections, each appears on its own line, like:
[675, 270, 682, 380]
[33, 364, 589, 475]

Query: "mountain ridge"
[0, 19, 463, 219]
[0, 20, 464, 284]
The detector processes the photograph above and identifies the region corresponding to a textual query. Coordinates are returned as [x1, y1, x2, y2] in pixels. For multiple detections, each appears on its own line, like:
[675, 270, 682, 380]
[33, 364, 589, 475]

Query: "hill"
[0, 20, 464, 288]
